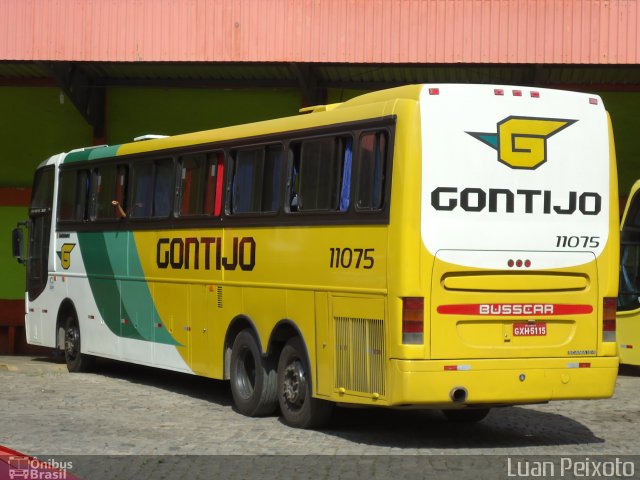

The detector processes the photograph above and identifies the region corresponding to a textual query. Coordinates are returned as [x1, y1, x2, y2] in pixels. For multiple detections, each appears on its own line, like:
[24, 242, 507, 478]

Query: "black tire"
[442, 408, 491, 423]
[229, 329, 278, 417]
[64, 314, 95, 373]
[277, 337, 333, 429]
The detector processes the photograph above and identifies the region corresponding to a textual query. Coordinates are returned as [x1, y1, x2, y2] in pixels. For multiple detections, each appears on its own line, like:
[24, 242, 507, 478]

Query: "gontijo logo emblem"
[467, 116, 577, 169]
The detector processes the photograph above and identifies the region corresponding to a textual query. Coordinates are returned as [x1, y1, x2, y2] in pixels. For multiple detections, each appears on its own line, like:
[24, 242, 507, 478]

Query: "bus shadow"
[40, 355, 602, 450]
[318, 406, 604, 450]
[90, 357, 234, 407]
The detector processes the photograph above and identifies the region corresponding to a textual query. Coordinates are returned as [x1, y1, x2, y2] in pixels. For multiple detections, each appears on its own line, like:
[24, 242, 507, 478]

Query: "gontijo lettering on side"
[156, 236, 256, 271]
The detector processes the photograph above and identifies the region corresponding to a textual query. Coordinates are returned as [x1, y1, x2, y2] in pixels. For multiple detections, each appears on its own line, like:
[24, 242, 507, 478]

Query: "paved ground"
[1, 354, 639, 479]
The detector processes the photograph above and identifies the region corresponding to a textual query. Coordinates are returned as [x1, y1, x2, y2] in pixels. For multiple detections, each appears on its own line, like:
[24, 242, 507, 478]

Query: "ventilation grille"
[334, 316, 385, 396]
[216, 286, 223, 308]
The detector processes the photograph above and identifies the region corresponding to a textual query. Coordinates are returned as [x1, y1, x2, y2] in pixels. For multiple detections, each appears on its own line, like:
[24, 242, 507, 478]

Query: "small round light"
[516, 259, 523, 267]
[508, 259, 514, 267]
[524, 259, 531, 268]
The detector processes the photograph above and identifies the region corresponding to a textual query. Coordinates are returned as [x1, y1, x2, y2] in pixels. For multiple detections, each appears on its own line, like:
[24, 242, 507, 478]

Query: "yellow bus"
[618, 180, 640, 366]
[12, 84, 620, 428]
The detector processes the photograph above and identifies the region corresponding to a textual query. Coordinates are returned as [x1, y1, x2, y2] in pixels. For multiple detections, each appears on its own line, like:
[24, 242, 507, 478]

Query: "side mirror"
[12, 227, 25, 264]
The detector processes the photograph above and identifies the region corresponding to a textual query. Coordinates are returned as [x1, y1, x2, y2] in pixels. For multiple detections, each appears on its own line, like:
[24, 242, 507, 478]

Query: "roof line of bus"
[59, 84, 424, 164]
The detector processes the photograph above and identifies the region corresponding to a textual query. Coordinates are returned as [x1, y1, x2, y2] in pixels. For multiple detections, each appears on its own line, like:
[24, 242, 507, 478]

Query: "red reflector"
[579, 363, 591, 368]
[429, 88, 440, 95]
[589, 97, 599, 105]
[494, 89, 504, 96]
[444, 365, 457, 371]
[530, 91, 540, 98]
[513, 90, 522, 96]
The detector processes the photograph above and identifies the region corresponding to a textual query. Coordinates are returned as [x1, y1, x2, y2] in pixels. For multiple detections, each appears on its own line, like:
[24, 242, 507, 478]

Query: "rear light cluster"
[602, 297, 616, 342]
[402, 297, 424, 344]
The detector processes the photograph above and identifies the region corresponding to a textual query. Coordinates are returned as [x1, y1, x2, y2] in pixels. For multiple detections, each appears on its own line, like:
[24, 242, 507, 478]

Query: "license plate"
[513, 322, 547, 336]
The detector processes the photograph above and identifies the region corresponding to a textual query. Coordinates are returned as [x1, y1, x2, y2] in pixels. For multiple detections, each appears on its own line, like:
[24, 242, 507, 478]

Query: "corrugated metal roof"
[0, 0, 638, 64]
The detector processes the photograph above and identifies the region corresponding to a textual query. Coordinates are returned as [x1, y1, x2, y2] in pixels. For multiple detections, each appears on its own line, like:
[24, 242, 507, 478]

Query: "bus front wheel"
[229, 329, 278, 417]
[64, 314, 94, 373]
[277, 337, 333, 429]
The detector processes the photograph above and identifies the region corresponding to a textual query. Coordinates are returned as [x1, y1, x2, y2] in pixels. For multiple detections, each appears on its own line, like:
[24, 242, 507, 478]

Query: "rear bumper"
[387, 356, 619, 407]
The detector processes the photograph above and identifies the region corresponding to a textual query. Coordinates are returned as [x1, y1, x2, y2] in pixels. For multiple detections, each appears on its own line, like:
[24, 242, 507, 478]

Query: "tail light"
[402, 297, 424, 344]
[602, 297, 616, 342]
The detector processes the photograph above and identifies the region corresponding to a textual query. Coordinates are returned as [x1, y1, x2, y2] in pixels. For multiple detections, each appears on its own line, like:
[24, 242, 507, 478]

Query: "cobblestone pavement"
[1, 355, 639, 479]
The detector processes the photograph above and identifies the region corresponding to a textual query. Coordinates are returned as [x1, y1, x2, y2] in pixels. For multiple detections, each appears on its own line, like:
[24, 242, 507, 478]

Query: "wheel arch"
[267, 319, 313, 386]
[223, 314, 262, 380]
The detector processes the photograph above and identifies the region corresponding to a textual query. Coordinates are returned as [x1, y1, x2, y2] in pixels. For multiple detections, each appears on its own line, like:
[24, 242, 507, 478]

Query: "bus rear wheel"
[277, 337, 333, 429]
[229, 329, 278, 417]
[442, 408, 491, 423]
[64, 314, 94, 373]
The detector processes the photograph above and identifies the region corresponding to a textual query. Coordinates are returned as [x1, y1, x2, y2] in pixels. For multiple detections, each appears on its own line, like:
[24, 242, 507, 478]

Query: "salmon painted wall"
[1, 0, 638, 64]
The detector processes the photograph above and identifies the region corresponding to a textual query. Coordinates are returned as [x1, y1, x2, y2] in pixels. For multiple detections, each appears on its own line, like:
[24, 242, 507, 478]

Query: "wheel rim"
[282, 359, 306, 411]
[235, 347, 257, 399]
[65, 324, 79, 361]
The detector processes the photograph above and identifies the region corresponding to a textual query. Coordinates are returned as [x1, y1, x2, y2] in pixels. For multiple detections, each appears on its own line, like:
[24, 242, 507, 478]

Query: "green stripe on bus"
[77, 231, 179, 346]
[64, 145, 121, 163]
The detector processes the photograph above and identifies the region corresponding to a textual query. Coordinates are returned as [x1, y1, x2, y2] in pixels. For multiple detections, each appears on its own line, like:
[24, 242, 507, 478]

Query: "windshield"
[619, 192, 640, 311]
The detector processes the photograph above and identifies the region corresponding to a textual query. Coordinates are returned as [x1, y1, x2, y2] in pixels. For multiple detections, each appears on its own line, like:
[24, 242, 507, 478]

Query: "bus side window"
[114, 165, 128, 218]
[356, 131, 387, 211]
[297, 137, 343, 211]
[93, 166, 116, 220]
[202, 155, 217, 215]
[230, 145, 282, 214]
[153, 159, 173, 218]
[288, 144, 301, 212]
[58, 170, 76, 221]
[59, 169, 91, 222]
[339, 137, 353, 212]
[130, 159, 173, 219]
[178, 153, 207, 216]
[264, 146, 283, 213]
[131, 162, 153, 218]
[231, 147, 264, 214]
[75, 169, 90, 221]
[92, 164, 128, 220]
